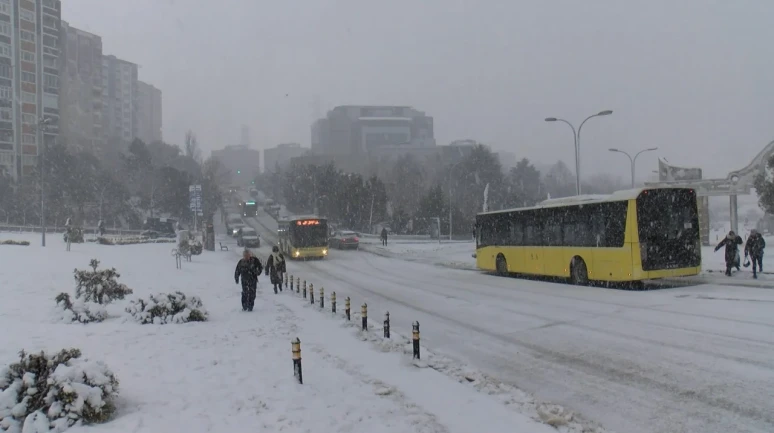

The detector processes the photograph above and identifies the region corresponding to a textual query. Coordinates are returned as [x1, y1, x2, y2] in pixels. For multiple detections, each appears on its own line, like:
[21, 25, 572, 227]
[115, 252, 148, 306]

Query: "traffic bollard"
[320, 287, 324, 309]
[345, 297, 350, 320]
[303, 280, 307, 299]
[292, 337, 303, 384]
[296, 276, 300, 293]
[331, 292, 336, 313]
[384, 312, 390, 339]
[290, 274, 294, 291]
[310, 283, 315, 304]
[284, 273, 288, 290]
[361, 303, 368, 331]
[412, 321, 420, 360]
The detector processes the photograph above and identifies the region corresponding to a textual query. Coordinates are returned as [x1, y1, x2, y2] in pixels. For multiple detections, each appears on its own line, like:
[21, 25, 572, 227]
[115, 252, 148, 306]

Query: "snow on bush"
[53, 293, 107, 325]
[92, 237, 175, 246]
[125, 291, 208, 324]
[73, 260, 133, 305]
[0, 349, 119, 433]
[0, 240, 29, 246]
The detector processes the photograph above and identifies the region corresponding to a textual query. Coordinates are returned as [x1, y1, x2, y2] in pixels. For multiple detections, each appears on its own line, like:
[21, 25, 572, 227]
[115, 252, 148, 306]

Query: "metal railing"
[0, 224, 144, 236]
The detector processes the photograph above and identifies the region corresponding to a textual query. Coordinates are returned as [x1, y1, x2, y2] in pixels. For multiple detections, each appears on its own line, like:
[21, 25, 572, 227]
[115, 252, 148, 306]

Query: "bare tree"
[184, 130, 202, 163]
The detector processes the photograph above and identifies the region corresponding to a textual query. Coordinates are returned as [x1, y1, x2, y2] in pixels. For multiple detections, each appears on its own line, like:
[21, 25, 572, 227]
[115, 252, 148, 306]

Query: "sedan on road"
[237, 227, 261, 248]
[329, 230, 359, 250]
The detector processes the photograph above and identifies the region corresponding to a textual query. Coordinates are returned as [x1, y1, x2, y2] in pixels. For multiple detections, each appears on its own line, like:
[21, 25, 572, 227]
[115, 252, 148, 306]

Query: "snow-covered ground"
[0, 232, 564, 433]
[244, 208, 774, 433]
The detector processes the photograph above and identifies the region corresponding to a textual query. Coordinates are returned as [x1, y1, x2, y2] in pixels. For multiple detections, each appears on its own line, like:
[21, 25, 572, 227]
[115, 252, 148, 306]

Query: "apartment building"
[101, 54, 137, 145]
[264, 142, 307, 173]
[0, 0, 62, 180]
[59, 21, 103, 155]
[137, 80, 161, 144]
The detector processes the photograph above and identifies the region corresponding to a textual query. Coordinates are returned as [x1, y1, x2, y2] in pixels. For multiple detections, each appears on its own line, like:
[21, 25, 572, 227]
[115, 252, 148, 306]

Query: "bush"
[0, 349, 119, 433]
[0, 240, 29, 246]
[53, 293, 107, 324]
[91, 237, 175, 246]
[126, 291, 208, 324]
[63, 228, 84, 244]
[73, 259, 133, 305]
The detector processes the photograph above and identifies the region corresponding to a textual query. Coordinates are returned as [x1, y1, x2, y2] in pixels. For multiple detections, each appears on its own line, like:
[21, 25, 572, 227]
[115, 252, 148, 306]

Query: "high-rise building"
[101, 54, 137, 145]
[0, 0, 62, 180]
[264, 142, 307, 173]
[311, 105, 435, 156]
[137, 80, 162, 144]
[59, 21, 103, 155]
[240, 124, 250, 148]
[211, 144, 260, 187]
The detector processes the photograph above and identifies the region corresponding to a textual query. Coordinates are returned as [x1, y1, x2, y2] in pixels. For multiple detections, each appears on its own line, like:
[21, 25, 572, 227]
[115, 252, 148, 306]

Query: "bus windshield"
[290, 224, 328, 247]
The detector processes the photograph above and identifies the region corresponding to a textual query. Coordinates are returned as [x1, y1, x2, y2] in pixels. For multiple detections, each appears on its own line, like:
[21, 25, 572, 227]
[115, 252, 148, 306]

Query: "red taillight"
[354, 237, 359, 242]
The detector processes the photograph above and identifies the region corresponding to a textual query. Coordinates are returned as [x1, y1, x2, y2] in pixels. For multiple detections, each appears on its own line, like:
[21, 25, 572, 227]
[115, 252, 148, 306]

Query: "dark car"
[329, 230, 359, 250]
[237, 227, 261, 248]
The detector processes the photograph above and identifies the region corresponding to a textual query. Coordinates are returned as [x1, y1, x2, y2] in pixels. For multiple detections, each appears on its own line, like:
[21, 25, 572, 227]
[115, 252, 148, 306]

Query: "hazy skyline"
[64, 0, 773, 181]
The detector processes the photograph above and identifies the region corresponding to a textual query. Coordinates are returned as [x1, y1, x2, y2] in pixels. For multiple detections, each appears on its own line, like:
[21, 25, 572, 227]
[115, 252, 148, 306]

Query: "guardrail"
[0, 225, 144, 236]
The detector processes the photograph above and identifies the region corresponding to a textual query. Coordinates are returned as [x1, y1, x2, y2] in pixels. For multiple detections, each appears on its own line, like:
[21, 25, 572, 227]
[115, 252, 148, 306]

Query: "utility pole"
[38, 117, 51, 247]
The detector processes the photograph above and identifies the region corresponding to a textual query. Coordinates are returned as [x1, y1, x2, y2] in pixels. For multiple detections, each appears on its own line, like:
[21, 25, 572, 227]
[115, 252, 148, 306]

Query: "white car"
[237, 228, 260, 247]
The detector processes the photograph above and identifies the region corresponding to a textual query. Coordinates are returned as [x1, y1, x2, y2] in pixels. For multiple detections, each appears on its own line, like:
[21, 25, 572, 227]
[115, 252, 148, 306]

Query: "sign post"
[189, 185, 203, 232]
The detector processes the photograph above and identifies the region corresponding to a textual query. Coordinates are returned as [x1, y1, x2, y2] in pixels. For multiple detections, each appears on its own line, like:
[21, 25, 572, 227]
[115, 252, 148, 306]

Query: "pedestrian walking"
[381, 227, 388, 246]
[744, 229, 766, 278]
[715, 230, 743, 276]
[265, 245, 287, 294]
[234, 249, 262, 311]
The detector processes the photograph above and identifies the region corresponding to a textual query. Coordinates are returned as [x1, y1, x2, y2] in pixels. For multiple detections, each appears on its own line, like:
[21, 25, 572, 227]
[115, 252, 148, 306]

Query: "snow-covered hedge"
[125, 291, 208, 324]
[0, 240, 29, 246]
[0, 349, 119, 433]
[92, 237, 175, 246]
[53, 293, 107, 325]
[73, 259, 133, 305]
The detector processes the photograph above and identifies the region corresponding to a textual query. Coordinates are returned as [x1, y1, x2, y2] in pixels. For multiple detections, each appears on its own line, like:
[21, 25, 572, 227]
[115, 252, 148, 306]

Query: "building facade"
[59, 21, 102, 155]
[0, 0, 61, 180]
[101, 54, 137, 145]
[136, 80, 161, 144]
[311, 105, 435, 156]
[211, 144, 260, 187]
[264, 142, 307, 173]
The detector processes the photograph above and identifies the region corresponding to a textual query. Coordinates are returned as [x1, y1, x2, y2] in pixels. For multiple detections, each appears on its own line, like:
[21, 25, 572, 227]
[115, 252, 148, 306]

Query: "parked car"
[329, 230, 359, 250]
[237, 227, 260, 247]
[229, 223, 246, 237]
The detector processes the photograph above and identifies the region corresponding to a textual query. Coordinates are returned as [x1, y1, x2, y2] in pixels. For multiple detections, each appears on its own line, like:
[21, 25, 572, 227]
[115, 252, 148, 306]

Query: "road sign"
[189, 184, 203, 213]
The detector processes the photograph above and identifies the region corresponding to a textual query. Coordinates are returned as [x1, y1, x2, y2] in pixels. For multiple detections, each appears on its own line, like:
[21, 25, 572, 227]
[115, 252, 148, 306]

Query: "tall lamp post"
[544, 110, 613, 195]
[608, 147, 659, 188]
[38, 116, 51, 247]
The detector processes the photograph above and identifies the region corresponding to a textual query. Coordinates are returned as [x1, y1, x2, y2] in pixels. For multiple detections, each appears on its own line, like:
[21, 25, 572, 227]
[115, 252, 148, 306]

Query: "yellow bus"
[475, 187, 701, 285]
[279, 216, 329, 259]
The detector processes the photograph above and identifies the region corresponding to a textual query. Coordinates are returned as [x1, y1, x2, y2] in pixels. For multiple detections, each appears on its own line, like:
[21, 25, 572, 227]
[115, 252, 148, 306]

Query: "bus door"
[541, 211, 565, 277]
[523, 218, 544, 275]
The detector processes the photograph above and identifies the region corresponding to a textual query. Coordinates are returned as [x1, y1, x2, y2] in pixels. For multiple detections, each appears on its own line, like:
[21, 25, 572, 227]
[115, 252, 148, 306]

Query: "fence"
[0, 224, 143, 236]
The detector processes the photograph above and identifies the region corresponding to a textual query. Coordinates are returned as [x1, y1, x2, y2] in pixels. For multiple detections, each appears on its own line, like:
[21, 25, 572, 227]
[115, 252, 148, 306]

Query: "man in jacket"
[235, 249, 263, 311]
[380, 227, 388, 246]
[265, 245, 287, 294]
[715, 230, 743, 276]
[744, 229, 766, 278]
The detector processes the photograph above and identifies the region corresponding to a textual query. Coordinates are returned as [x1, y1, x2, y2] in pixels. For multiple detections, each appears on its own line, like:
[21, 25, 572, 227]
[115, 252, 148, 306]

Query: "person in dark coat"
[265, 245, 286, 294]
[744, 229, 766, 278]
[234, 249, 263, 311]
[715, 230, 743, 276]
[380, 227, 388, 246]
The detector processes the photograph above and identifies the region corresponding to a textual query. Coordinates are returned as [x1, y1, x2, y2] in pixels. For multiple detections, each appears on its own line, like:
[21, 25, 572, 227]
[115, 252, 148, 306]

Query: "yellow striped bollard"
[291, 337, 302, 384]
[310, 283, 315, 304]
[361, 303, 368, 331]
[331, 291, 336, 313]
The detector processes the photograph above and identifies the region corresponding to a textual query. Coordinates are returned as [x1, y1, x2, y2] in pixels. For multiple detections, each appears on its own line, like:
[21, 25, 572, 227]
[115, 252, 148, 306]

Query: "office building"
[311, 105, 435, 156]
[0, 0, 62, 180]
[264, 142, 307, 173]
[101, 54, 137, 145]
[211, 144, 260, 187]
[59, 21, 103, 155]
[137, 80, 162, 144]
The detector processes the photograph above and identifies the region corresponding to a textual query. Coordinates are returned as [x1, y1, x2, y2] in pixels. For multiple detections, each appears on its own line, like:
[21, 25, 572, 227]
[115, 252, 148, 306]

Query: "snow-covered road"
[247, 211, 774, 433]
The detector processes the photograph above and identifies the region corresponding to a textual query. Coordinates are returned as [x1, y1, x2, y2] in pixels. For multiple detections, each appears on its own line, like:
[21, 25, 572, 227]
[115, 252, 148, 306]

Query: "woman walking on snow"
[265, 245, 287, 294]
[715, 230, 743, 276]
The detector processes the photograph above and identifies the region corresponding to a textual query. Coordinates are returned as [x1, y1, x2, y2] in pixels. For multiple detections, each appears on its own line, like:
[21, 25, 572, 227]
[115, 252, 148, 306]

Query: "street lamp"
[545, 110, 613, 195]
[608, 147, 658, 188]
[38, 116, 51, 247]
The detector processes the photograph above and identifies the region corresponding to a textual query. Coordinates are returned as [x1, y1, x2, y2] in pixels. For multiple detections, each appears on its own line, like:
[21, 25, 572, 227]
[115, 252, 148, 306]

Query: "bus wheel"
[570, 258, 588, 285]
[496, 255, 508, 276]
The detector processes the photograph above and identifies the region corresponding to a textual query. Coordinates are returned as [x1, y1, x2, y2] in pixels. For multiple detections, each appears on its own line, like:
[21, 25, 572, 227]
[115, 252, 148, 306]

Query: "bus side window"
[509, 221, 523, 245]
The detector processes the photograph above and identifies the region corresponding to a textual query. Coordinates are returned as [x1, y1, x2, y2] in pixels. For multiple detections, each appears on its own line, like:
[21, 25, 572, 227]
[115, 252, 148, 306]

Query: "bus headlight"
[323, 249, 328, 255]
[293, 250, 300, 258]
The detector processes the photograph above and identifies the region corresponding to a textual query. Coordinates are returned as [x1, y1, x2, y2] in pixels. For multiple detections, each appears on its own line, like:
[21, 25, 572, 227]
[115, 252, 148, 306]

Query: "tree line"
[260, 144, 626, 235]
[0, 132, 227, 229]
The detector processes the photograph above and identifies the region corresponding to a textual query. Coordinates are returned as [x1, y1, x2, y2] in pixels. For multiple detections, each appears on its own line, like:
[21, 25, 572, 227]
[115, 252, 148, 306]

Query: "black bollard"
[292, 337, 303, 384]
[320, 287, 324, 309]
[361, 303, 368, 331]
[331, 292, 336, 313]
[383, 312, 390, 339]
[345, 297, 350, 320]
[412, 321, 420, 360]
[290, 274, 294, 291]
[284, 273, 288, 290]
[310, 283, 315, 304]
[296, 277, 300, 293]
[303, 280, 307, 299]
